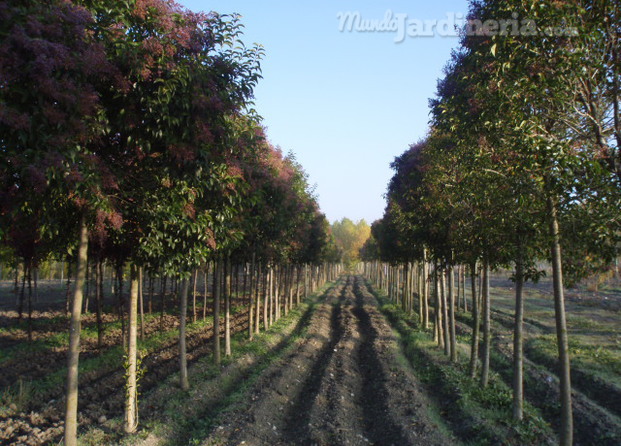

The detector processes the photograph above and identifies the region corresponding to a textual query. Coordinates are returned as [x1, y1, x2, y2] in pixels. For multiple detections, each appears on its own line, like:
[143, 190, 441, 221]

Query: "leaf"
[490, 43, 497, 57]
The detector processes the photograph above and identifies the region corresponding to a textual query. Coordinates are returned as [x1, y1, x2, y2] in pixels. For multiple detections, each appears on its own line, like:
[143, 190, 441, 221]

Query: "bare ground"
[203, 275, 451, 446]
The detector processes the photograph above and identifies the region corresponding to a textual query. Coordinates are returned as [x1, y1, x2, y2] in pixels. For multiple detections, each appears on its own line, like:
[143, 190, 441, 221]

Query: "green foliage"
[331, 218, 370, 266]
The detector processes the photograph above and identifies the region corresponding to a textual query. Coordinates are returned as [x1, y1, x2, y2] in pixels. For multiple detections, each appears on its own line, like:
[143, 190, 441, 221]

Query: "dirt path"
[204, 275, 450, 446]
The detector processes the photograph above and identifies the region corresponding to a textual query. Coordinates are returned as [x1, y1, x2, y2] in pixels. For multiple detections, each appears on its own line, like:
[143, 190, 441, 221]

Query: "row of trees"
[0, 0, 340, 443]
[362, 1, 620, 445]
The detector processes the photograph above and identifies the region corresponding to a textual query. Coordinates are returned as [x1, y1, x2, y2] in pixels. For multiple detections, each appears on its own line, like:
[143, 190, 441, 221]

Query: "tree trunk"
[159, 275, 167, 331]
[469, 262, 480, 378]
[512, 251, 525, 420]
[64, 215, 89, 446]
[255, 261, 262, 334]
[202, 262, 210, 321]
[263, 266, 269, 330]
[480, 262, 491, 387]
[213, 259, 222, 366]
[192, 269, 198, 324]
[179, 277, 189, 390]
[224, 257, 231, 357]
[139, 267, 144, 341]
[248, 253, 256, 340]
[441, 268, 450, 356]
[95, 259, 104, 349]
[548, 195, 573, 446]
[116, 265, 126, 349]
[124, 264, 139, 433]
[27, 264, 33, 342]
[448, 264, 457, 362]
[423, 251, 430, 329]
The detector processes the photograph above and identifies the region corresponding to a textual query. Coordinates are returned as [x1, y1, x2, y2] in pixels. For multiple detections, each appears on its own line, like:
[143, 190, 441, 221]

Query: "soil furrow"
[201, 276, 451, 446]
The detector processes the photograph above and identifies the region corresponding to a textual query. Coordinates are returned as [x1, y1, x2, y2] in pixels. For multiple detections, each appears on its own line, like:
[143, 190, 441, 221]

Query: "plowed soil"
[203, 275, 451, 446]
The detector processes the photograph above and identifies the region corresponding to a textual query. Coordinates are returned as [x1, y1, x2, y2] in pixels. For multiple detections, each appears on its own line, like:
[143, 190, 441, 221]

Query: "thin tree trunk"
[513, 251, 525, 420]
[263, 265, 269, 330]
[469, 262, 480, 378]
[27, 264, 33, 342]
[159, 275, 167, 331]
[147, 274, 154, 315]
[224, 257, 231, 357]
[441, 268, 450, 356]
[118, 265, 127, 349]
[449, 264, 457, 362]
[18, 261, 26, 321]
[202, 262, 210, 321]
[192, 269, 198, 324]
[64, 215, 89, 446]
[95, 259, 104, 349]
[255, 262, 262, 334]
[423, 252, 430, 329]
[480, 262, 491, 387]
[248, 253, 256, 340]
[179, 277, 189, 390]
[124, 264, 139, 433]
[548, 195, 573, 446]
[213, 259, 221, 366]
[139, 267, 144, 341]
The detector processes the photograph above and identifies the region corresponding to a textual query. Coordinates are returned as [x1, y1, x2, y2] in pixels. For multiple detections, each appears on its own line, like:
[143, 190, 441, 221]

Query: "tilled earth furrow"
[204, 276, 451, 446]
[215, 281, 346, 445]
[307, 285, 367, 445]
[353, 277, 451, 446]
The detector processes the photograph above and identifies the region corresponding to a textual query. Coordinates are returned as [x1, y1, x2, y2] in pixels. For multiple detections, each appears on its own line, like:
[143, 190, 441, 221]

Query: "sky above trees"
[178, 0, 470, 223]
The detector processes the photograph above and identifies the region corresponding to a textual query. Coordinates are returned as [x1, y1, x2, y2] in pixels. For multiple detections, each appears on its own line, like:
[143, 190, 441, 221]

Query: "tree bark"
[448, 264, 457, 362]
[124, 264, 139, 433]
[192, 269, 198, 324]
[224, 257, 231, 357]
[248, 253, 256, 340]
[95, 259, 104, 349]
[213, 259, 221, 366]
[139, 267, 144, 341]
[513, 251, 525, 420]
[64, 214, 89, 446]
[548, 195, 573, 446]
[480, 261, 491, 387]
[469, 262, 480, 379]
[441, 268, 450, 356]
[179, 277, 189, 390]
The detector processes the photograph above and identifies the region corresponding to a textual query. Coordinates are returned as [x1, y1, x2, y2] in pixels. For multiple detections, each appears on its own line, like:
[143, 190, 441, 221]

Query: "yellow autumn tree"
[331, 218, 371, 266]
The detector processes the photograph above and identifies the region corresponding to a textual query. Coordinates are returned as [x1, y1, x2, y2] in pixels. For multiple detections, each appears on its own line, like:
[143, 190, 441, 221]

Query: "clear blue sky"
[179, 0, 470, 224]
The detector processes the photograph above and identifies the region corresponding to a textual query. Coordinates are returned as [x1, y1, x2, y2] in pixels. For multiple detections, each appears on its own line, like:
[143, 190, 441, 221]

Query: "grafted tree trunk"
[124, 264, 139, 433]
[64, 215, 89, 446]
